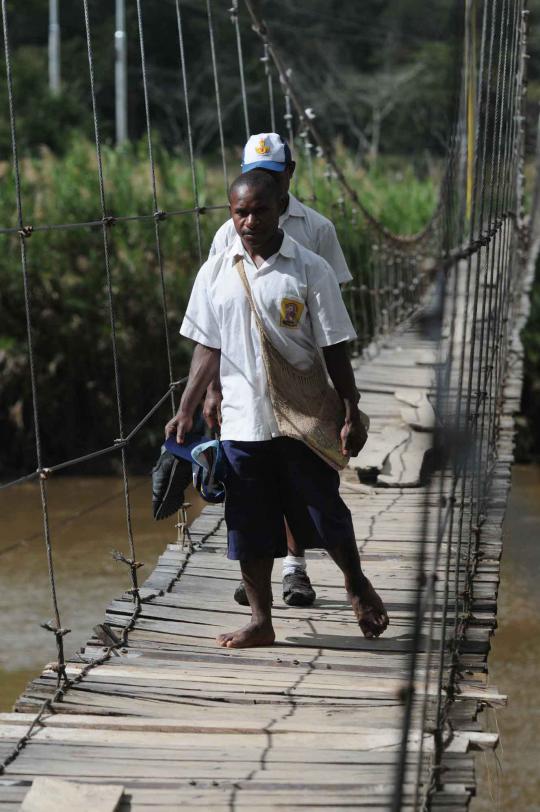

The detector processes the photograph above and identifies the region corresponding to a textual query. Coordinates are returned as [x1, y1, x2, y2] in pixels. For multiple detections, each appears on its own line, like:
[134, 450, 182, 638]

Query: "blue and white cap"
[190, 440, 226, 503]
[241, 132, 292, 173]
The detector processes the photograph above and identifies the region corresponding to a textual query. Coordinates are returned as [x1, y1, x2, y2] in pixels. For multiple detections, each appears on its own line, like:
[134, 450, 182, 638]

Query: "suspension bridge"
[0, 1, 537, 810]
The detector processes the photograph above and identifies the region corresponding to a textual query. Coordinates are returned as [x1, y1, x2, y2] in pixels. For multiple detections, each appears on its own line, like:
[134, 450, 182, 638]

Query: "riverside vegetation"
[0, 139, 438, 475]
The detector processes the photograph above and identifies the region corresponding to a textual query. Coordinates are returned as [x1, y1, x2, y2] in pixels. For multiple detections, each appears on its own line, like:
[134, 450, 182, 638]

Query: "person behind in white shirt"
[165, 169, 388, 649]
[205, 132, 352, 610]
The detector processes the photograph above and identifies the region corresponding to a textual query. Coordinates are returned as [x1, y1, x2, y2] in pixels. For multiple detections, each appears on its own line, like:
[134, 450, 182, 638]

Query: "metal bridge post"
[48, 0, 60, 94]
[115, 0, 128, 144]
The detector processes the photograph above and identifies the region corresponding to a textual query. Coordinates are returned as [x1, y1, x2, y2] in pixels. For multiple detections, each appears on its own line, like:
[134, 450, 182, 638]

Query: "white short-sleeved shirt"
[181, 233, 357, 442]
[209, 193, 352, 285]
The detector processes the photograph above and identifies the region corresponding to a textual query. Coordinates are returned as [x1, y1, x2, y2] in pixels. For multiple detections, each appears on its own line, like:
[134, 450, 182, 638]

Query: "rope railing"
[0, 203, 229, 236]
[0, 377, 187, 493]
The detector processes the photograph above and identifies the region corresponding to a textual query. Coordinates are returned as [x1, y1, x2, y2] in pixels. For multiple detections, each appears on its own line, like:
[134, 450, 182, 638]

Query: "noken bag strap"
[234, 256, 323, 378]
[234, 255, 266, 334]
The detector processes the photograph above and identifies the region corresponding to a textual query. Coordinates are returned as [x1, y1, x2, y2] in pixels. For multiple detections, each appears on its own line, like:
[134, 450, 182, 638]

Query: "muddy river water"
[0, 467, 538, 809]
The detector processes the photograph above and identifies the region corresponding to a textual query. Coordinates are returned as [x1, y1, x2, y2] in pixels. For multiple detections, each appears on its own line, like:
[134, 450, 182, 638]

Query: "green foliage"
[0, 140, 437, 475]
[0, 46, 91, 156]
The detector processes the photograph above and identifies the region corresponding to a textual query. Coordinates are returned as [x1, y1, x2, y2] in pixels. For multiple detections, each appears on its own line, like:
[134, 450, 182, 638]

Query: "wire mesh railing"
[390, 1, 530, 808]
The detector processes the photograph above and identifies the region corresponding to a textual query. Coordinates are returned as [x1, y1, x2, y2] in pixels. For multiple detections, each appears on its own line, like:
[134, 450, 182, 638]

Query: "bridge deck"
[0, 323, 507, 811]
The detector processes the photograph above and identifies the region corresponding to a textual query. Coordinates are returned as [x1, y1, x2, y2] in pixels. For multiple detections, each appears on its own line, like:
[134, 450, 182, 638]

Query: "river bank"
[472, 464, 540, 812]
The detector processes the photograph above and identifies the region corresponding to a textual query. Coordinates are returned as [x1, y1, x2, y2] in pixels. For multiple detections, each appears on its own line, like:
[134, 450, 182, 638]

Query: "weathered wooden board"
[21, 777, 124, 812]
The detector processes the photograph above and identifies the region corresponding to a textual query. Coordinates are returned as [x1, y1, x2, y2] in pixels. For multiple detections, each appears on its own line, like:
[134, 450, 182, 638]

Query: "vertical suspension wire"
[175, 0, 203, 264]
[462, 0, 510, 588]
[230, 0, 250, 140]
[450, 0, 499, 650]
[389, 189, 450, 805]
[81, 0, 137, 571]
[134, 0, 176, 414]
[490, 17, 522, 513]
[357, 214, 373, 352]
[372, 238, 382, 340]
[206, 0, 228, 196]
[279, 85, 298, 195]
[390, 357, 436, 812]
[430, 3, 492, 790]
[474, 0, 514, 470]
[447, 2, 502, 763]
[494, 6, 527, 404]
[262, 42, 276, 132]
[283, 86, 295, 153]
[475, 0, 521, 526]
[0, 0, 66, 675]
[381, 245, 391, 335]
[352, 210, 370, 352]
[300, 123, 316, 200]
[419, 158, 467, 807]
[434, 0, 490, 720]
[284, 88, 300, 198]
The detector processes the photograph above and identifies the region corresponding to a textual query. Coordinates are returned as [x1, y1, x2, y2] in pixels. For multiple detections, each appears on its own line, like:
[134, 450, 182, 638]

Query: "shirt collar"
[282, 194, 305, 219]
[228, 231, 295, 264]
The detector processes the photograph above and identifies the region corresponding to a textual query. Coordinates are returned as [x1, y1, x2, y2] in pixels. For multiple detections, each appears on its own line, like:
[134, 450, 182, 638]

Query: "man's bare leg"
[285, 522, 304, 557]
[327, 536, 389, 639]
[217, 556, 276, 648]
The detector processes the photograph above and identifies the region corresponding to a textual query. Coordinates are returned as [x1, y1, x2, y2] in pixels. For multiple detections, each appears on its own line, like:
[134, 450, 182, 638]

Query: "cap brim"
[165, 434, 206, 463]
[242, 160, 287, 173]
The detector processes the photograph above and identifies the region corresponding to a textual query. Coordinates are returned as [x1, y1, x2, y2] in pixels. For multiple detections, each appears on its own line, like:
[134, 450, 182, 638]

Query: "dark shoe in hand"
[152, 446, 193, 521]
[282, 570, 316, 607]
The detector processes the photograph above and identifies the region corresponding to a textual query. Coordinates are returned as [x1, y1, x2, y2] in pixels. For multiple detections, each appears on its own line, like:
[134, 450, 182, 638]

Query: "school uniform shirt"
[209, 193, 352, 285]
[180, 232, 357, 442]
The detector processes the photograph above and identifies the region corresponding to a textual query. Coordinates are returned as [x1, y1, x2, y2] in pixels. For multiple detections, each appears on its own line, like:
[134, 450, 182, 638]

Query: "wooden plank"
[377, 428, 432, 487]
[21, 777, 123, 812]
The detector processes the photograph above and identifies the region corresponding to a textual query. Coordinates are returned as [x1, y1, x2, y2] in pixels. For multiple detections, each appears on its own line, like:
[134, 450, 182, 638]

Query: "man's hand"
[340, 412, 368, 457]
[203, 380, 223, 430]
[163, 343, 221, 445]
[165, 410, 193, 445]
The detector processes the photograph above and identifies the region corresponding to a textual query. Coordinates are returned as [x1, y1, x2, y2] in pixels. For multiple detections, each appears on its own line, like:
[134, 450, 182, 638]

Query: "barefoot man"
[165, 169, 388, 647]
[206, 132, 352, 609]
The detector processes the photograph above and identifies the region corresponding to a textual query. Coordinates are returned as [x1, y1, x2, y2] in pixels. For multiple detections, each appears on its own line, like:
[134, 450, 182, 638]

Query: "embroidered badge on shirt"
[255, 138, 271, 155]
[280, 298, 304, 329]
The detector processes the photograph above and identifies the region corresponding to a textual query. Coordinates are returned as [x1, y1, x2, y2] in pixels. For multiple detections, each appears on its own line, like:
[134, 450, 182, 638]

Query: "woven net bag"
[235, 257, 359, 470]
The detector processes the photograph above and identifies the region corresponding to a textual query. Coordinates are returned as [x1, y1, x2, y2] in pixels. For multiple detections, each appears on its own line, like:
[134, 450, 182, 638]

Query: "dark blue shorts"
[222, 437, 356, 561]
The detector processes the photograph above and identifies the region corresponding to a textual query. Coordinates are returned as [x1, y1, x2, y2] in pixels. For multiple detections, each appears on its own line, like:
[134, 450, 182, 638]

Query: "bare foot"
[350, 577, 389, 639]
[216, 621, 275, 649]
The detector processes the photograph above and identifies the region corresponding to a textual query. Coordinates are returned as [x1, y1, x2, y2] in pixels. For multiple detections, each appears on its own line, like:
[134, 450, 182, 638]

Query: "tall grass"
[0, 138, 438, 474]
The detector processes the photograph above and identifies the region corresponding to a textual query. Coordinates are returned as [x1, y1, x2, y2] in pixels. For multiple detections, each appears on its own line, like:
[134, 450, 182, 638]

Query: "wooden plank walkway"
[0, 313, 512, 810]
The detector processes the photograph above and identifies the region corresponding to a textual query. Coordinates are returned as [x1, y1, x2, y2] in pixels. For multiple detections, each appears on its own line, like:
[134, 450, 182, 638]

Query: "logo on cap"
[255, 138, 271, 155]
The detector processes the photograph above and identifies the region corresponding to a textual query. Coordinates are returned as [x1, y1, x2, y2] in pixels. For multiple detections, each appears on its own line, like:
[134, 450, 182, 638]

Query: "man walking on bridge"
[205, 132, 352, 610]
[165, 168, 388, 647]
